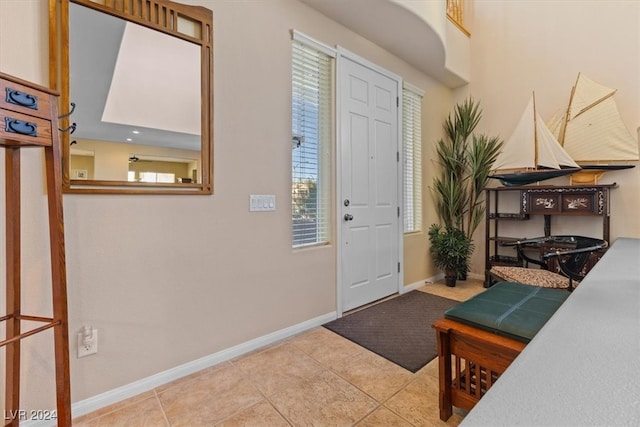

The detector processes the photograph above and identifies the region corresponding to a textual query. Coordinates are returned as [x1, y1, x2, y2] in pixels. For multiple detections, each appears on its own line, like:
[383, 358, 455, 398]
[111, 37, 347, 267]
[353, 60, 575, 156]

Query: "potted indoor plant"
[430, 98, 503, 281]
[428, 224, 473, 286]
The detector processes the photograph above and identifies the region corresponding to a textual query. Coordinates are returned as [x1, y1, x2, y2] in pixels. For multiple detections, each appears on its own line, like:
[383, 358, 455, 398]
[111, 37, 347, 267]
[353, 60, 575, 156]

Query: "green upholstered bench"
[444, 281, 570, 343]
[432, 281, 569, 420]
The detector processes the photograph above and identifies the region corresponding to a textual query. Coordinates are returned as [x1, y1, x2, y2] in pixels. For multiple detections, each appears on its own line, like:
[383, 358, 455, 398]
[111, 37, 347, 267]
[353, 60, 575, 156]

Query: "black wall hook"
[58, 102, 76, 119]
[59, 122, 77, 134]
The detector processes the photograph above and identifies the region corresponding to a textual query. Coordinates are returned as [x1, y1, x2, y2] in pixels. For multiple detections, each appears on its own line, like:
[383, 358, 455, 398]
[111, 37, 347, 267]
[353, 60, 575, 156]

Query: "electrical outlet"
[77, 327, 98, 358]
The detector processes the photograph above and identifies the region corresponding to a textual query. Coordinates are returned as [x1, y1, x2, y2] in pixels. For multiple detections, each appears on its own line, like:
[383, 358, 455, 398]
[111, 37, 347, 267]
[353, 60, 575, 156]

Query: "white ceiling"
[102, 21, 200, 135]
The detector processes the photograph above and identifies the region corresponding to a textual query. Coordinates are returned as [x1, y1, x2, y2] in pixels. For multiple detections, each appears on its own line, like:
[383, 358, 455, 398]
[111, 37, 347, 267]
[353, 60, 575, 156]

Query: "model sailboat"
[548, 73, 639, 184]
[489, 93, 581, 186]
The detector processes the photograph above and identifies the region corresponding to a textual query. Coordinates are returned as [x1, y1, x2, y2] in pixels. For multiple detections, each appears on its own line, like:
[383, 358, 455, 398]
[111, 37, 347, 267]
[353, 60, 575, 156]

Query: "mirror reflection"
[69, 139, 200, 182]
[53, 0, 213, 194]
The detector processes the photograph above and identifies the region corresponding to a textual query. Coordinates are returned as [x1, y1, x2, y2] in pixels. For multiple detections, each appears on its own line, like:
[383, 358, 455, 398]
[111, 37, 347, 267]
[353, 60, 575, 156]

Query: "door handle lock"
[344, 213, 354, 221]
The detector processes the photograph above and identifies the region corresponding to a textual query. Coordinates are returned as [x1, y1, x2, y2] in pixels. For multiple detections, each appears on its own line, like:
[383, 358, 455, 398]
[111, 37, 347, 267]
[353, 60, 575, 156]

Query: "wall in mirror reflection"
[69, 139, 200, 183]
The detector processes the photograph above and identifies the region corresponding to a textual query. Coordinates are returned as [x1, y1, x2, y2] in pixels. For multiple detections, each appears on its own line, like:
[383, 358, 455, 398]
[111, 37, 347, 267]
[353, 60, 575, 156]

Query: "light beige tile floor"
[73, 279, 486, 426]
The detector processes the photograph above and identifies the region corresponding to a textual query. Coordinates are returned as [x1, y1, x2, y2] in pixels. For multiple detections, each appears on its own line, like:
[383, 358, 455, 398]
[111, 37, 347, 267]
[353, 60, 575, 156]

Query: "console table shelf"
[484, 184, 615, 286]
[1, 72, 71, 426]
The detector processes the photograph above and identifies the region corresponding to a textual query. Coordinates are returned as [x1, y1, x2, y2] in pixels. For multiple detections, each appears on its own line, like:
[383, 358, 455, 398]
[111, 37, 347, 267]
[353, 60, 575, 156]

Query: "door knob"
[344, 213, 354, 221]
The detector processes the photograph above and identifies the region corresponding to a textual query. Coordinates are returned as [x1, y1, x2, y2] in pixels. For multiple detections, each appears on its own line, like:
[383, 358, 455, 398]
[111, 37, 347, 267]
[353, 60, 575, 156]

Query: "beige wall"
[0, 0, 449, 410]
[457, 0, 640, 272]
[70, 154, 95, 179]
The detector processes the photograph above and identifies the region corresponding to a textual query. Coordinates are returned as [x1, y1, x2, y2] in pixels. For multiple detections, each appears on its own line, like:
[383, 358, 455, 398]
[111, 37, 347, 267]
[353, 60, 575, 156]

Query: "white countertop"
[462, 237, 640, 426]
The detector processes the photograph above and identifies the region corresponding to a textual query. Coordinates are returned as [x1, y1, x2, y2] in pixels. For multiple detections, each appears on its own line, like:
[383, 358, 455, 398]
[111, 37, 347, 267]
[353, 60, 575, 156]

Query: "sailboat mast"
[533, 92, 538, 169]
[559, 73, 579, 146]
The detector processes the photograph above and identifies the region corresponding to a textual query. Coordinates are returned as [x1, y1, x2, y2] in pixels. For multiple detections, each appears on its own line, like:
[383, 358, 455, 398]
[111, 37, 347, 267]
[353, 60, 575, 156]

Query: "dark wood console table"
[484, 184, 616, 286]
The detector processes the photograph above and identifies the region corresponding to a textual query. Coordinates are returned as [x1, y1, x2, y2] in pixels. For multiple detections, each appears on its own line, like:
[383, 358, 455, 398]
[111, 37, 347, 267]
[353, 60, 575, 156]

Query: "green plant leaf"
[431, 97, 504, 250]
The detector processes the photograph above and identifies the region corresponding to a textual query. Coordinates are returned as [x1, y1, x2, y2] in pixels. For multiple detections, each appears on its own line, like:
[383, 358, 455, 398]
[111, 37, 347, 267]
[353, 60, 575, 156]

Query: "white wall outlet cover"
[77, 327, 98, 358]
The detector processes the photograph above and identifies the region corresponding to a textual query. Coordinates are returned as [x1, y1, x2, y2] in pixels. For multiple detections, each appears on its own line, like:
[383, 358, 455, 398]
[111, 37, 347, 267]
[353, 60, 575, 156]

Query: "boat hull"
[580, 164, 636, 171]
[569, 164, 636, 185]
[489, 168, 581, 187]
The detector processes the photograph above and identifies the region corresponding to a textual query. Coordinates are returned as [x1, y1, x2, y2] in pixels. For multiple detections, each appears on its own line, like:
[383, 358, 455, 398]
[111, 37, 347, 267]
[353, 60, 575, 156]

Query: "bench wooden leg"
[436, 328, 453, 421]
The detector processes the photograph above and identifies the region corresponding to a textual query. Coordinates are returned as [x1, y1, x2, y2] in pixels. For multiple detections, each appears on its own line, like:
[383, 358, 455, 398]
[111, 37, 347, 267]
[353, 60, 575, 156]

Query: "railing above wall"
[447, 0, 470, 36]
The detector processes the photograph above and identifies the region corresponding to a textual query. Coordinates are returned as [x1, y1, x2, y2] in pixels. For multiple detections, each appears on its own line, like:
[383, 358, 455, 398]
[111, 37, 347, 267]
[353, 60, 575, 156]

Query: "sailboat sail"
[490, 94, 580, 186]
[549, 73, 640, 163]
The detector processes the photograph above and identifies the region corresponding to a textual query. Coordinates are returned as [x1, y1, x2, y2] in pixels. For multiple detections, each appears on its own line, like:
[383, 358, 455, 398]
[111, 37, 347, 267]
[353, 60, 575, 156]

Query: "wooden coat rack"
[1, 72, 71, 426]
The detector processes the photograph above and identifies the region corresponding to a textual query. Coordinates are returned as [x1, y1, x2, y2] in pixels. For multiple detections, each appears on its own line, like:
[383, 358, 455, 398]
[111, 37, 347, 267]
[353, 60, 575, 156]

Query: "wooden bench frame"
[432, 318, 526, 421]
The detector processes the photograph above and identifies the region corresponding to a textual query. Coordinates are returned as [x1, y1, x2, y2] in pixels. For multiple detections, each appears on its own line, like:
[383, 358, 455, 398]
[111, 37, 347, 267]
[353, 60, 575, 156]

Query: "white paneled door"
[339, 51, 400, 312]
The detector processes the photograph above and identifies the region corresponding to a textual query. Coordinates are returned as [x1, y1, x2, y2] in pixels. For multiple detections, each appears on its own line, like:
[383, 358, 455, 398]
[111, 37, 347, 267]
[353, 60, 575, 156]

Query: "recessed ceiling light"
[126, 138, 133, 142]
[132, 130, 140, 134]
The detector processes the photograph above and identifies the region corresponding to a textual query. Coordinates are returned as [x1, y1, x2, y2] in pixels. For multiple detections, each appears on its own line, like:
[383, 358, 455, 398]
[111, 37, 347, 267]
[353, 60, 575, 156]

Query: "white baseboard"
[24, 271, 486, 427]
[401, 274, 444, 293]
[402, 271, 483, 293]
[21, 311, 337, 427]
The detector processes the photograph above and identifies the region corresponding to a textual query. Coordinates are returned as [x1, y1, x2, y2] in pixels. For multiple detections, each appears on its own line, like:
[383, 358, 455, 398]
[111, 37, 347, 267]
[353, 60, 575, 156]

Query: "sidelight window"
[402, 84, 423, 233]
[291, 32, 335, 247]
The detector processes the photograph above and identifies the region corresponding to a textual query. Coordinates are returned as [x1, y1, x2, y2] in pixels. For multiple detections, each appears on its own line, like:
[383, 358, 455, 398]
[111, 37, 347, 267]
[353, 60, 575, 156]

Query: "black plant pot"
[445, 276, 457, 287]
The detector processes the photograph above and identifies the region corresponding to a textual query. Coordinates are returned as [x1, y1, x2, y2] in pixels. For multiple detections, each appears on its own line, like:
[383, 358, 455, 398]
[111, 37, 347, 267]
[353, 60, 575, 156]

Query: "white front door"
[339, 50, 401, 312]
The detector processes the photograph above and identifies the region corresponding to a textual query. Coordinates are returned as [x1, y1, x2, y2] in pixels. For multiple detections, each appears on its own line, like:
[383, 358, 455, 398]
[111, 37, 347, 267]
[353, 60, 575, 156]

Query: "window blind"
[402, 86, 423, 233]
[291, 38, 332, 247]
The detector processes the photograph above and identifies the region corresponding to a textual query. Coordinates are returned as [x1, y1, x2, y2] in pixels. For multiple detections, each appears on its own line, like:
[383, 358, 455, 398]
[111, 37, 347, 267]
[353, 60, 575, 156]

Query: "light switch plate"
[250, 195, 276, 211]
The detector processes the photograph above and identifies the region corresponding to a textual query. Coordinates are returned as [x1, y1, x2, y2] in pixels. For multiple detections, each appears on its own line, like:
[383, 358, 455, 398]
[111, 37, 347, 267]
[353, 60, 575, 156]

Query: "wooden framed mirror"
[50, 0, 213, 194]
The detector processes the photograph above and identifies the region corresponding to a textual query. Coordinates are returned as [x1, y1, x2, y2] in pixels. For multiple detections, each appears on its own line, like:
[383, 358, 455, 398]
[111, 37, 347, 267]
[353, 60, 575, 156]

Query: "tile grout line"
[153, 389, 172, 427]
[220, 357, 296, 426]
[71, 392, 156, 425]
